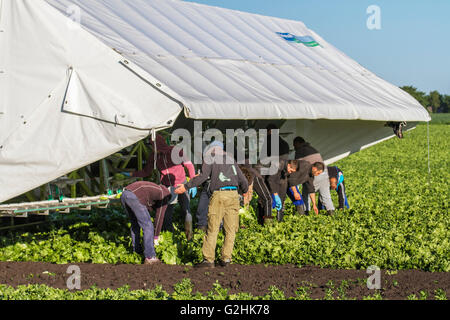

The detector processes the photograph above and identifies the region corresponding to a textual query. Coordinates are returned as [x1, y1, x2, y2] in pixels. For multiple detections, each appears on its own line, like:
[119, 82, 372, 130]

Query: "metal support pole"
[120, 143, 141, 169]
[137, 142, 143, 171]
[151, 128, 161, 184]
[40, 185, 46, 201]
[68, 171, 77, 198]
[100, 159, 110, 194]
[47, 183, 53, 200]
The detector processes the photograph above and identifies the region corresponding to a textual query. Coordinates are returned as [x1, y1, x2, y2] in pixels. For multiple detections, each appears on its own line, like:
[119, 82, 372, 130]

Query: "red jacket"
[133, 135, 196, 187]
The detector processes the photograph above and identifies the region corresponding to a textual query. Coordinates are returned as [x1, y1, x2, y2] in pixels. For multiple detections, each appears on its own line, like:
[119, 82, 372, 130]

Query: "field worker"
[123, 134, 197, 241]
[319, 166, 350, 211]
[293, 136, 323, 164]
[304, 162, 335, 215]
[260, 124, 291, 222]
[175, 141, 249, 268]
[288, 161, 326, 215]
[239, 164, 273, 225]
[120, 181, 173, 265]
[267, 160, 300, 222]
[293, 137, 335, 215]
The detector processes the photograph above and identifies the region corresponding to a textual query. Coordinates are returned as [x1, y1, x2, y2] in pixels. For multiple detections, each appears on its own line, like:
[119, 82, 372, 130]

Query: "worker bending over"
[124, 134, 197, 241]
[319, 166, 350, 211]
[293, 137, 335, 215]
[120, 181, 173, 265]
[288, 161, 329, 215]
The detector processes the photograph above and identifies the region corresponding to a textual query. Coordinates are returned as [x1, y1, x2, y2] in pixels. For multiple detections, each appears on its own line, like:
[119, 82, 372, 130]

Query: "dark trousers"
[121, 190, 156, 259]
[163, 192, 191, 232]
[266, 176, 288, 221]
[252, 175, 272, 224]
[196, 189, 210, 228]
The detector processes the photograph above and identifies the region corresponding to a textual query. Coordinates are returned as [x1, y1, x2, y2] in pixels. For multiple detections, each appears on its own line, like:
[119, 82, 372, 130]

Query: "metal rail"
[0, 194, 122, 217]
[0, 137, 155, 231]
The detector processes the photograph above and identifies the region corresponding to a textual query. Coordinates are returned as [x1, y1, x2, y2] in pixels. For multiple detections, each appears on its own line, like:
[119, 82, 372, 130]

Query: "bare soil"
[0, 261, 448, 300]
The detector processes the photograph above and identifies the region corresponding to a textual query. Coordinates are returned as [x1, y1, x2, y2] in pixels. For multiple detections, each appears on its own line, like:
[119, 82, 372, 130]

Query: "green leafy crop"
[0, 124, 448, 272]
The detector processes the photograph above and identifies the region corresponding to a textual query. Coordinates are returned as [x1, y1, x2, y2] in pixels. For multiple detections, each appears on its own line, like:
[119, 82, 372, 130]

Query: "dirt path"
[0, 261, 448, 299]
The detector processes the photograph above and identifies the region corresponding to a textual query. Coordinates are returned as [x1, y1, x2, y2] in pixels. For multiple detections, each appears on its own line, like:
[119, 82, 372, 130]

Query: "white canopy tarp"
[0, 0, 430, 203]
[45, 0, 430, 122]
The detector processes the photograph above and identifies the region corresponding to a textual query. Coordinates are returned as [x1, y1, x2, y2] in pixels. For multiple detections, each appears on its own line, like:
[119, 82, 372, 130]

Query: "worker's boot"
[327, 210, 335, 216]
[218, 259, 231, 267]
[144, 257, 161, 265]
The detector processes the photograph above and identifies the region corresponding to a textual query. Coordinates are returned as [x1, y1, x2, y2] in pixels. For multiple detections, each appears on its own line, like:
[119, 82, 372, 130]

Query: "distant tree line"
[401, 86, 450, 113]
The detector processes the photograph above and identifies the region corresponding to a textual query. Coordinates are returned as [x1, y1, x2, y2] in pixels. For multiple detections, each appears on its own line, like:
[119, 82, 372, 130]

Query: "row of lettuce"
[0, 124, 449, 272]
[0, 280, 447, 300]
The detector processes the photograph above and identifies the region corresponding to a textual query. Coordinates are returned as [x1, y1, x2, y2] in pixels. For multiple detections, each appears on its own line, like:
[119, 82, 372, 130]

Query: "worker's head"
[287, 160, 299, 174]
[209, 140, 224, 150]
[293, 136, 306, 149]
[311, 162, 325, 176]
[329, 177, 338, 190]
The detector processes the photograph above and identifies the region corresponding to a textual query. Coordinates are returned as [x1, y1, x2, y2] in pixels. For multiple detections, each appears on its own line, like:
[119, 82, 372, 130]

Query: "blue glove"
[189, 187, 197, 199]
[121, 172, 131, 177]
[336, 172, 344, 191]
[272, 194, 282, 211]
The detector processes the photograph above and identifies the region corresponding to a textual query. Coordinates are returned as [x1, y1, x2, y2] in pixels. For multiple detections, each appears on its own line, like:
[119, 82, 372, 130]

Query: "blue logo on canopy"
[276, 32, 320, 47]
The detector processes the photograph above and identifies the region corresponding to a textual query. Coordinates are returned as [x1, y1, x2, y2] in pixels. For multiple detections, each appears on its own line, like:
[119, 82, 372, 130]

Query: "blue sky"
[184, 0, 450, 95]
